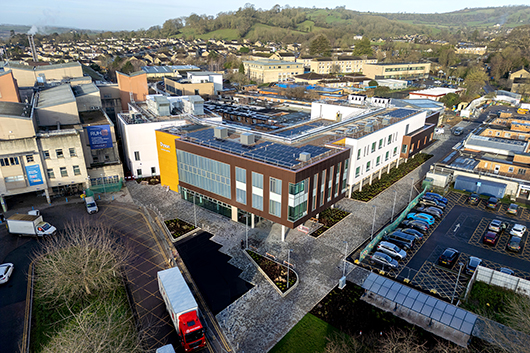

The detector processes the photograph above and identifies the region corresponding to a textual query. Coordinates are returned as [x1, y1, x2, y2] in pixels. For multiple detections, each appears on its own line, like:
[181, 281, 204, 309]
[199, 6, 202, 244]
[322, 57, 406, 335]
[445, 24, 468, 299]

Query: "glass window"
[508, 167, 514, 173]
[518, 169, 526, 175]
[269, 199, 281, 217]
[379, 139, 383, 149]
[376, 156, 381, 166]
[47, 168, 55, 179]
[134, 151, 140, 161]
[69, 148, 76, 157]
[252, 172, 263, 188]
[252, 194, 263, 210]
[270, 177, 282, 195]
[366, 161, 371, 171]
[56, 149, 64, 158]
[385, 151, 389, 161]
[355, 166, 360, 177]
[357, 149, 361, 160]
[236, 189, 246, 204]
[60, 167, 68, 177]
[26, 155, 34, 163]
[9, 157, 19, 165]
[402, 144, 408, 154]
[73, 165, 81, 176]
[371, 142, 376, 153]
[151, 167, 156, 174]
[137, 168, 142, 176]
[236, 167, 246, 183]
[327, 166, 333, 201]
[312, 174, 318, 211]
[393, 147, 398, 156]
[5, 175, 24, 182]
[320, 170, 326, 206]
[388, 135, 392, 144]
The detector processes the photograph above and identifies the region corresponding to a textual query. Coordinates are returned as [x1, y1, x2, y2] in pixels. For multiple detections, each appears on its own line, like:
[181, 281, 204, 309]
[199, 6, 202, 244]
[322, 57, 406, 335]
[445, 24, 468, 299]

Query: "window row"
[357, 133, 398, 160]
[47, 165, 81, 179]
[355, 149, 398, 177]
[43, 148, 77, 160]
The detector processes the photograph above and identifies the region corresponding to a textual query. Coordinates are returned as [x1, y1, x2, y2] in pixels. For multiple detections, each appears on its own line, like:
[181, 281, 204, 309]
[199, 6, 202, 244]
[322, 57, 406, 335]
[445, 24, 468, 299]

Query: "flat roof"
[37, 85, 76, 108]
[243, 60, 301, 66]
[465, 134, 527, 153]
[72, 83, 99, 97]
[172, 127, 339, 170]
[365, 62, 428, 66]
[409, 87, 462, 96]
[79, 110, 109, 125]
[141, 65, 200, 74]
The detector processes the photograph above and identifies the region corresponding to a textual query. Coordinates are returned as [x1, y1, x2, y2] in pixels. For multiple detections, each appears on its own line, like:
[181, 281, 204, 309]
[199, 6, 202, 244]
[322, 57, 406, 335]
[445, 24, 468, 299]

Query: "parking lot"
[358, 191, 530, 301]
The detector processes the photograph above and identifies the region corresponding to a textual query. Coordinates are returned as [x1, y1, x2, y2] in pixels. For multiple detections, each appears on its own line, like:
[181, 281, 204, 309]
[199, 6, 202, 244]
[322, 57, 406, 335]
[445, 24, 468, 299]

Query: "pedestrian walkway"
[125, 135, 462, 352]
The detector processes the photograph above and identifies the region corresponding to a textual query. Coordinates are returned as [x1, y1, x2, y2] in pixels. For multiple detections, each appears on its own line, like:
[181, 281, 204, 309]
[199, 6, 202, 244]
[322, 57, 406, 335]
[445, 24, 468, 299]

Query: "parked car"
[369, 251, 399, 269]
[406, 213, 435, 225]
[438, 248, 460, 268]
[401, 220, 430, 233]
[376, 241, 407, 260]
[419, 197, 446, 210]
[488, 219, 508, 233]
[382, 233, 414, 250]
[468, 193, 480, 205]
[453, 127, 464, 135]
[414, 206, 442, 219]
[487, 197, 499, 209]
[483, 231, 500, 245]
[435, 127, 445, 134]
[510, 224, 527, 237]
[394, 227, 424, 241]
[466, 256, 482, 275]
[500, 268, 514, 275]
[507, 203, 519, 215]
[0, 263, 14, 284]
[507, 235, 523, 252]
[424, 192, 448, 204]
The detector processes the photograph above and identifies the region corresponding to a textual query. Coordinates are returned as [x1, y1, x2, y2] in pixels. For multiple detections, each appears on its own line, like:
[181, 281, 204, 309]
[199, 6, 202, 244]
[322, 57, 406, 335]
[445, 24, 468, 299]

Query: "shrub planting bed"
[310, 208, 350, 237]
[135, 176, 160, 185]
[247, 250, 296, 292]
[164, 218, 196, 239]
[351, 153, 433, 202]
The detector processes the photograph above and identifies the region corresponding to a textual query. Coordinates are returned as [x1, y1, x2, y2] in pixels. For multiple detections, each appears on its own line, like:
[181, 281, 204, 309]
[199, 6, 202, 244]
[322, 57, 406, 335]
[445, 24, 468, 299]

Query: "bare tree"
[432, 338, 469, 353]
[324, 332, 363, 353]
[41, 299, 145, 353]
[377, 328, 427, 353]
[33, 219, 131, 305]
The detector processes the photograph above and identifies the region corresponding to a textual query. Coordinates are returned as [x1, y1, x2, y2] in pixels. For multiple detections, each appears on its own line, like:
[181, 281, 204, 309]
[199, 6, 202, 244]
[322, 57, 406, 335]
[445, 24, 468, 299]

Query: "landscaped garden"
[351, 153, 433, 202]
[247, 250, 296, 293]
[311, 208, 350, 237]
[164, 218, 196, 239]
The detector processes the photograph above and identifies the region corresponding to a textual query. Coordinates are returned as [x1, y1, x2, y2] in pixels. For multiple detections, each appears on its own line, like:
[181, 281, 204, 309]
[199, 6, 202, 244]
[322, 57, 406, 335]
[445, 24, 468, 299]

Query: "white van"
[85, 196, 98, 214]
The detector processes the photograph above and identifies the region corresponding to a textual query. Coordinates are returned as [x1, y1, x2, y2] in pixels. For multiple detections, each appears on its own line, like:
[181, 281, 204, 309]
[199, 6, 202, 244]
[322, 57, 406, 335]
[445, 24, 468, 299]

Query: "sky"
[3, 0, 528, 31]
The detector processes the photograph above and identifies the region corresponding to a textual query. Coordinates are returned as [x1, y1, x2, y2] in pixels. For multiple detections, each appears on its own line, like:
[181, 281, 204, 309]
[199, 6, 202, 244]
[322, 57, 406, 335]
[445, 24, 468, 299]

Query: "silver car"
[0, 263, 14, 284]
[370, 251, 399, 269]
[377, 241, 407, 260]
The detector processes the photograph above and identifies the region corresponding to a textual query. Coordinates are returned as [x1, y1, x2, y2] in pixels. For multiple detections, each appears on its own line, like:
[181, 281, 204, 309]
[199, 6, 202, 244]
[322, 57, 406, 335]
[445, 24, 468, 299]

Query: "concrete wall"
[76, 91, 102, 112]
[0, 116, 35, 139]
[117, 72, 148, 111]
[0, 137, 42, 195]
[475, 266, 530, 295]
[452, 170, 519, 197]
[310, 102, 365, 120]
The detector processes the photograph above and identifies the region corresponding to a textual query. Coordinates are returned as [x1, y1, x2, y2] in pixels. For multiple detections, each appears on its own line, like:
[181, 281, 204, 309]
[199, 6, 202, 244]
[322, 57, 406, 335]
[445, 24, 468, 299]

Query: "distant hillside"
[378, 6, 530, 29]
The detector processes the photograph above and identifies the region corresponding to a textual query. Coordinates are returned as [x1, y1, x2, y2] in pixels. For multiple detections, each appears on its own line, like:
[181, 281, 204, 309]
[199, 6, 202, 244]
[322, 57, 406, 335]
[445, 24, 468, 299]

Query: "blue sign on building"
[25, 165, 44, 186]
[87, 125, 113, 150]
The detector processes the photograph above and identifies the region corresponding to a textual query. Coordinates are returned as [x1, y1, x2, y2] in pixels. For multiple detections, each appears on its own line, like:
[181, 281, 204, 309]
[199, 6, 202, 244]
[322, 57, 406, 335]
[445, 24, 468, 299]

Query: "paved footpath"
[126, 134, 462, 353]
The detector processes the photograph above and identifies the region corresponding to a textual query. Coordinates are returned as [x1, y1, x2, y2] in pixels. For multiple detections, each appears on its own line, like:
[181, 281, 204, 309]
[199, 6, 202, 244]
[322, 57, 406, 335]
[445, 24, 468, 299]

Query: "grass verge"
[269, 313, 343, 353]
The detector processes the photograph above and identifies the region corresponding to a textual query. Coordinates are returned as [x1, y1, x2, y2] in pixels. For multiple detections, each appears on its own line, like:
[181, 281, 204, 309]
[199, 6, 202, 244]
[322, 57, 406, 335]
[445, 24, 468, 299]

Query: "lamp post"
[371, 205, 376, 240]
[342, 241, 348, 277]
[101, 174, 106, 194]
[287, 249, 293, 289]
[451, 262, 464, 304]
[409, 177, 414, 204]
[245, 213, 249, 249]
[391, 190, 397, 222]
[193, 193, 197, 227]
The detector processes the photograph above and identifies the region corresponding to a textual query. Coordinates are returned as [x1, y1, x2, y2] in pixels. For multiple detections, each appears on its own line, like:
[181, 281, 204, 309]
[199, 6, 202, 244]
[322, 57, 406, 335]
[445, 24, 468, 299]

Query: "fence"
[88, 178, 124, 194]
[465, 266, 530, 298]
[359, 187, 427, 262]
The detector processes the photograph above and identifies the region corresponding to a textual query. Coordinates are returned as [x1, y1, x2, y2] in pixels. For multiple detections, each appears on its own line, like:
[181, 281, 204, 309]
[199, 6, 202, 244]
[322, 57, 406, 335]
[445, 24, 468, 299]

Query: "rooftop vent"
[240, 132, 255, 145]
[299, 152, 311, 162]
[364, 124, 374, 133]
[214, 126, 228, 139]
[382, 117, 392, 125]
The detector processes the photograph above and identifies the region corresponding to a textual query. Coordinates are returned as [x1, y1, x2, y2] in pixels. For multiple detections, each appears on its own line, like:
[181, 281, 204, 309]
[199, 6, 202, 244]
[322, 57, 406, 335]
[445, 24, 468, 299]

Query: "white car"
[510, 224, 527, 237]
[377, 241, 407, 260]
[0, 263, 14, 284]
[435, 127, 445, 134]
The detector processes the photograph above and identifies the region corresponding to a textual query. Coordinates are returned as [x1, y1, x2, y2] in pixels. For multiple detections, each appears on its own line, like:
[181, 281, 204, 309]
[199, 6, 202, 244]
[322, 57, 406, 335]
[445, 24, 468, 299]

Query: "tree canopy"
[309, 34, 331, 56]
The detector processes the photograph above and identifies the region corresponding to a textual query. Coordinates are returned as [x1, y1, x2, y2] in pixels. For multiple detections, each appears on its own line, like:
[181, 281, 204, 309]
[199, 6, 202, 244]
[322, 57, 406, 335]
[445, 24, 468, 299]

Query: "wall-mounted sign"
[87, 125, 113, 149]
[25, 164, 44, 186]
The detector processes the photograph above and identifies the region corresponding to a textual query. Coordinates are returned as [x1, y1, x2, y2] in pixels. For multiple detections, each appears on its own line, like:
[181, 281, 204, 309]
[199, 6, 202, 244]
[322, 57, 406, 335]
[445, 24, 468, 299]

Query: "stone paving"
[125, 133, 463, 353]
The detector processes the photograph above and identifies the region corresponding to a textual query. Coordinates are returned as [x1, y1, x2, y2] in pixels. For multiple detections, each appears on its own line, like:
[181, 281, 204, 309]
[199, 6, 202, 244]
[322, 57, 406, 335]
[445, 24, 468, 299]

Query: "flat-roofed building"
[363, 62, 431, 80]
[309, 56, 377, 75]
[243, 60, 304, 83]
[116, 71, 148, 111]
[408, 87, 464, 101]
[4, 61, 84, 87]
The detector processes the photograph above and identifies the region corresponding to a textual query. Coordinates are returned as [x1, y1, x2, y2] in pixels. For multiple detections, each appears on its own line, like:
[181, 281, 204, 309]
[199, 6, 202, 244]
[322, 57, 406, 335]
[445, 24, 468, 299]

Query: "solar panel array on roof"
[185, 128, 330, 168]
[385, 109, 416, 119]
[362, 273, 477, 335]
[274, 121, 326, 137]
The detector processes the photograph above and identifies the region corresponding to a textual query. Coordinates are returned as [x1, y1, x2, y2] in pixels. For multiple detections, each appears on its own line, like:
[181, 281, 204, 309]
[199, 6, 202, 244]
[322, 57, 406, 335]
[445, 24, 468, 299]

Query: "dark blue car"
[424, 192, 448, 204]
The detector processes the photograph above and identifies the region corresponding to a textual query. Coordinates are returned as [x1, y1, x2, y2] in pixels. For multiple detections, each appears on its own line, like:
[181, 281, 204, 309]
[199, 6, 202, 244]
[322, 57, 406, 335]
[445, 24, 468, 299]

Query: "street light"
[451, 262, 464, 304]
[371, 205, 376, 240]
[101, 174, 106, 194]
[245, 213, 249, 250]
[342, 241, 348, 277]
[408, 177, 414, 204]
[391, 190, 397, 222]
[287, 250, 291, 284]
[193, 193, 197, 227]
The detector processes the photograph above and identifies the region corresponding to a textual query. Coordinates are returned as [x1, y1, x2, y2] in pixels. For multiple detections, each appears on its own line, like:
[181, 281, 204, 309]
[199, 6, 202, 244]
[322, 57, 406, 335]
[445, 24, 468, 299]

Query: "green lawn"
[269, 313, 342, 353]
